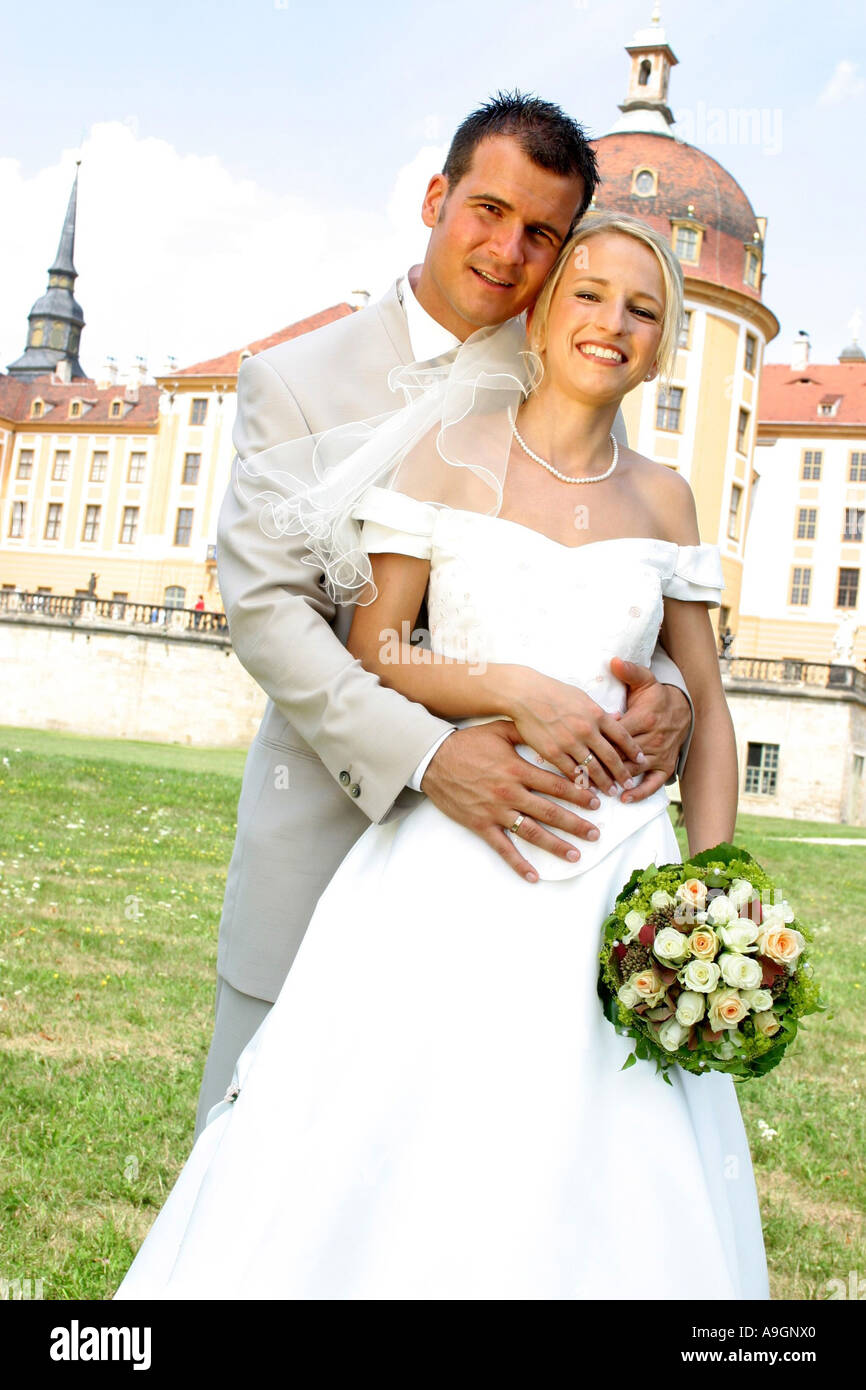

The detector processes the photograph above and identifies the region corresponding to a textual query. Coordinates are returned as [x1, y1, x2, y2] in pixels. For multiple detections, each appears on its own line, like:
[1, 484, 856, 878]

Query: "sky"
[1, 0, 864, 378]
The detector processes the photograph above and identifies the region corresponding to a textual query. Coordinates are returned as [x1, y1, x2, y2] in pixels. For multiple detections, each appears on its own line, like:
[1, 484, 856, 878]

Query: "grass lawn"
[0, 727, 862, 1301]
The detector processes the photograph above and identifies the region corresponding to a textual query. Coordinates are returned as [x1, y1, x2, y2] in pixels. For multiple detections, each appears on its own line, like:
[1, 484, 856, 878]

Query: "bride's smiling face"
[533, 231, 666, 403]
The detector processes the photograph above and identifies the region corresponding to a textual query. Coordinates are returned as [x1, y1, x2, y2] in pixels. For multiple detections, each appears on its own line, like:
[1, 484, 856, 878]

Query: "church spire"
[6, 161, 87, 381]
[607, 5, 679, 139]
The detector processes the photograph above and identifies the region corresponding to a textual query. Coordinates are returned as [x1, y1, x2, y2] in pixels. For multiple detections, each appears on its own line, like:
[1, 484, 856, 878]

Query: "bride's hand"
[502, 667, 646, 796]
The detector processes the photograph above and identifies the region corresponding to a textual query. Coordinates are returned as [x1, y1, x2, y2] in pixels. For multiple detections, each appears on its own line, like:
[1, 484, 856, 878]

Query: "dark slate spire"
[7, 162, 88, 381]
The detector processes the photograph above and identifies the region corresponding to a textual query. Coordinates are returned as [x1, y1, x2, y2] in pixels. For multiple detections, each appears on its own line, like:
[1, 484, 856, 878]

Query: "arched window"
[164, 585, 186, 609]
[638, 59, 651, 86]
[31, 399, 44, 419]
[30, 323, 44, 347]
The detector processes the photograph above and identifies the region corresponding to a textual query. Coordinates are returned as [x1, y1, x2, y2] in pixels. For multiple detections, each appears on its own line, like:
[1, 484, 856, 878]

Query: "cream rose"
[657, 1017, 690, 1052]
[706, 894, 738, 926]
[741, 988, 773, 1012]
[718, 951, 764, 991]
[727, 878, 755, 910]
[680, 958, 721, 993]
[713, 1038, 738, 1061]
[630, 969, 666, 1006]
[687, 927, 719, 960]
[650, 890, 676, 910]
[752, 1009, 782, 1037]
[718, 920, 760, 953]
[617, 982, 640, 1009]
[675, 990, 706, 1026]
[707, 987, 749, 1032]
[757, 925, 806, 967]
[676, 878, 708, 910]
[622, 910, 646, 944]
[653, 926, 691, 964]
[761, 898, 795, 926]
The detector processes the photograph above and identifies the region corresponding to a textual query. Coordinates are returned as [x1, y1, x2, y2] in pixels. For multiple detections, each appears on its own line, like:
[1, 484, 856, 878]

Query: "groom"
[197, 92, 693, 1131]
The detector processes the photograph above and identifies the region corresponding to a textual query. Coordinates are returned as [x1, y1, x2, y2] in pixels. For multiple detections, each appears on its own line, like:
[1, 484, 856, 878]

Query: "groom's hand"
[420, 721, 603, 883]
[610, 657, 690, 803]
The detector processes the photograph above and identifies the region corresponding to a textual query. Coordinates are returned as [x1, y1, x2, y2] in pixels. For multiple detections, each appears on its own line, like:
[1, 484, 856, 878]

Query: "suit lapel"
[375, 280, 414, 367]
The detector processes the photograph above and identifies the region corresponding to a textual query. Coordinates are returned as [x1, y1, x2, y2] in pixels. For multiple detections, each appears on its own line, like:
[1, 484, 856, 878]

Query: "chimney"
[124, 355, 147, 404]
[53, 359, 72, 384]
[97, 354, 118, 389]
[351, 289, 371, 310]
[791, 331, 810, 373]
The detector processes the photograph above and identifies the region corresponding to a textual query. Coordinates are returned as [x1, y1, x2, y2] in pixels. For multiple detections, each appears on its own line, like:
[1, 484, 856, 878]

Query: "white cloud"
[817, 60, 865, 107]
[0, 122, 444, 379]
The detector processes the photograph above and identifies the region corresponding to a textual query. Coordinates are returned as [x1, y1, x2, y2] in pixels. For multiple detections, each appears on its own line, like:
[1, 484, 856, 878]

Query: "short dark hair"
[442, 90, 599, 224]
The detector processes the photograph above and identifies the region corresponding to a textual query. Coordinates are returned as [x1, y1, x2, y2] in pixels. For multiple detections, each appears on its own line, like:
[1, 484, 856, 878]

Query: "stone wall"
[2, 615, 266, 747]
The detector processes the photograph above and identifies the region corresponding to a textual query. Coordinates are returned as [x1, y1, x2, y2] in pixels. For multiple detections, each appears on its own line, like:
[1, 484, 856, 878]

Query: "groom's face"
[418, 136, 584, 340]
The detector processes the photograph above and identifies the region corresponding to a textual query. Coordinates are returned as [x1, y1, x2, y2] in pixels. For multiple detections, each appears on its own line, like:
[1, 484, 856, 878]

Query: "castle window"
[796, 507, 817, 540]
[837, 567, 860, 608]
[744, 743, 779, 796]
[843, 508, 864, 543]
[110, 399, 123, 418]
[17, 449, 33, 480]
[801, 449, 822, 480]
[69, 400, 82, 419]
[52, 450, 70, 481]
[31, 399, 44, 419]
[631, 167, 658, 197]
[165, 585, 186, 609]
[728, 484, 743, 541]
[190, 398, 208, 426]
[175, 508, 194, 546]
[736, 409, 750, 454]
[638, 58, 651, 86]
[744, 247, 761, 288]
[789, 567, 811, 605]
[744, 334, 757, 373]
[120, 506, 139, 544]
[127, 452, 146, 484]
[82, 505, 101, 542]
[9, 501, 26, 538]
[674, 226, 699, 262]
[656, 386, 683, 432]
[49, 322, 65, 348]
[850, 452, 866, 483]
[44, 503, 63, 540]
[678, 310, 692, 349]
[90, 451, 108, 482]
[182, 453, 201, 485]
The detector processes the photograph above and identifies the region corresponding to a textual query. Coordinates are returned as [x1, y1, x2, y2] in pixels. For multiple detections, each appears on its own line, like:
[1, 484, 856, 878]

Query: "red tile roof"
[758, 363, 866, 426]
[171, 303, 356, 377]
[592, 132, 766, 302]
[0, 376, 160, 425]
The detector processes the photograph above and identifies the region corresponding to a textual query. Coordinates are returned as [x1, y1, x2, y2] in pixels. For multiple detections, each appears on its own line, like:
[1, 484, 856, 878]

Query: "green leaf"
[621, 1052, 637, 1071]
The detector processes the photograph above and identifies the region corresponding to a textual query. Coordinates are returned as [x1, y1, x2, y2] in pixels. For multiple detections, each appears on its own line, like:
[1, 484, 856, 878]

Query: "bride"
[117, 212, 769, 1301]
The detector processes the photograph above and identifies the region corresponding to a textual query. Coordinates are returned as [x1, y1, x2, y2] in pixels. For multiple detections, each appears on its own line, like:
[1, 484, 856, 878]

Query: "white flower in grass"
[756, 1118, 778, 1141]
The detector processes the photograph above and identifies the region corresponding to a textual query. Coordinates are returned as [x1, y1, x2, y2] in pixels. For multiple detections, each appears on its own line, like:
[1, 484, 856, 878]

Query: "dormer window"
[671, 218, 704, 266]
[631, 167, 658, 198]
[31, 399, 44, 419]
[110, 399, 123, 419]
[69, 399, 82, 419]
[744, 246, 762, 288]
[818, 395, 841, 417]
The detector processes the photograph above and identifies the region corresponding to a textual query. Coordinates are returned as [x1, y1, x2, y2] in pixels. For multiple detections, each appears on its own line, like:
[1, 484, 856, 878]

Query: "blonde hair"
[528, 210, 684, 385]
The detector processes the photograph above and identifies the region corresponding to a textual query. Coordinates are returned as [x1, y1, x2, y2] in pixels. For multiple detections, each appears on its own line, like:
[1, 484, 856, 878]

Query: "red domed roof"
[591, 132, 766, 302]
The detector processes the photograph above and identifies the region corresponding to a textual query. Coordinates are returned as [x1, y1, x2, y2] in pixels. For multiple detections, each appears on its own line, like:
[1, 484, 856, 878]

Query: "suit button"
[339, 771, 350, 786]
[349, 783, 361, 798]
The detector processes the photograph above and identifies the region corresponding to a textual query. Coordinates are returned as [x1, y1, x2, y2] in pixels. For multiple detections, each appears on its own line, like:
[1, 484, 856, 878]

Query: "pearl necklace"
[511, 418, 619, 484]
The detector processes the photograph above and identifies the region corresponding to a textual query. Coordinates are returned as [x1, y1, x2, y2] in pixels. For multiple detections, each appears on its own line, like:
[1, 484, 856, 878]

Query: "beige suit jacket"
[215, 280, 693, 1002]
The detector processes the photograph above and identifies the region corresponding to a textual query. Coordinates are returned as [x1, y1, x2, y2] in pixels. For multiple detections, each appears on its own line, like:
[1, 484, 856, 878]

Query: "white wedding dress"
[117, 490, 769, 1301]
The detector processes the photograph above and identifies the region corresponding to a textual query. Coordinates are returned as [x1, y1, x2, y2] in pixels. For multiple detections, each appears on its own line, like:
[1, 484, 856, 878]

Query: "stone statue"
[831, 612, 859, 665]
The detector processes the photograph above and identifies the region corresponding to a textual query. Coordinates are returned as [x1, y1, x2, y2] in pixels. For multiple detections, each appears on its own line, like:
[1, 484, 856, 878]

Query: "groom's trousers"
[195, 976, 272, 1137]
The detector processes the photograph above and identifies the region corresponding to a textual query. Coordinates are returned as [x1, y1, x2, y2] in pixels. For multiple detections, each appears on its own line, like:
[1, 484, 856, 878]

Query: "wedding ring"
[581, 752, 594, 765]
[509, 814, 525, 834]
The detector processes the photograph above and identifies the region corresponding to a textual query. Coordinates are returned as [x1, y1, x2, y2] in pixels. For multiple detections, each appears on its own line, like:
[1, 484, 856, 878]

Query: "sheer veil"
[235, 317, 539, 604]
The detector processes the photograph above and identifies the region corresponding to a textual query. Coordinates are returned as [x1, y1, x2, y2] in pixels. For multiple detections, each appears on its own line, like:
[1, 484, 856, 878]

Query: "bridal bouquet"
[597, 843, 823, 1081]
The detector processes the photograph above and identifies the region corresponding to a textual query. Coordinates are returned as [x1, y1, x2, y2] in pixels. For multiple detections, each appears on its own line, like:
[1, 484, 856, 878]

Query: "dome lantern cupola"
[609, 4, 678, 139]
